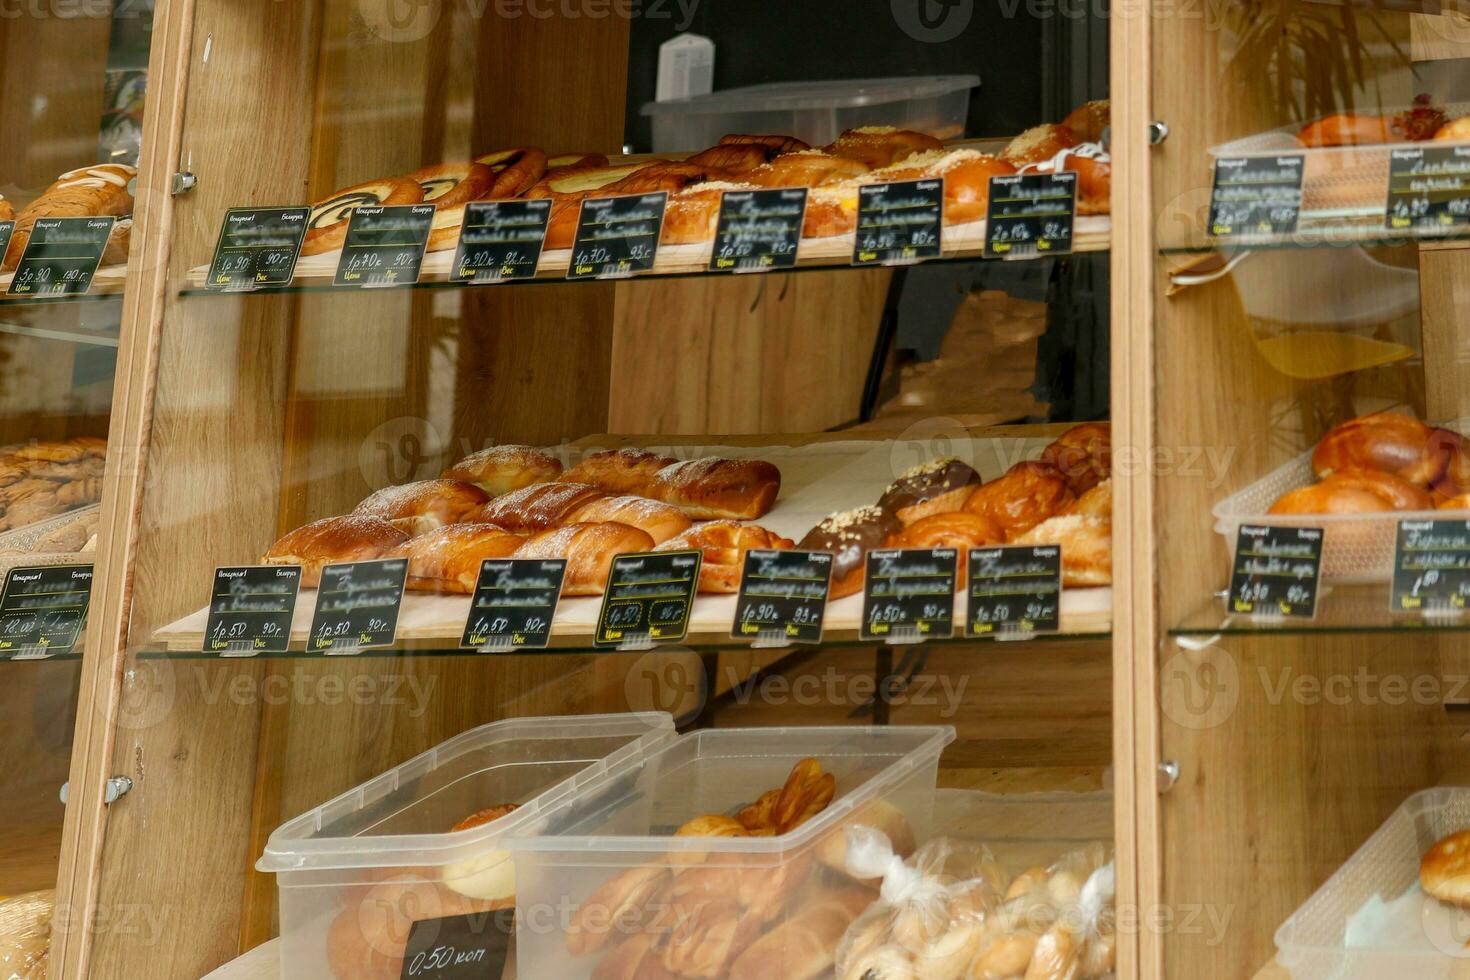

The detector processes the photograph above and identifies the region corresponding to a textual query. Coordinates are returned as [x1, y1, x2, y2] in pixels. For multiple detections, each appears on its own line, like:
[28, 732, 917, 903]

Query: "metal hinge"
[59, 776, 133, 806]
[171, 171, 197, 195]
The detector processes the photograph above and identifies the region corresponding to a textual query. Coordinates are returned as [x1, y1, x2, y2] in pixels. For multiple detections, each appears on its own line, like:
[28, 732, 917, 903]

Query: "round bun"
[963, 461, 1076, 537]
[442, 445, 563, 496]
[1040, 422, 1112, 494]
[303, 176, 425, 256]
[399, 523, 526, 595]
[1001, 123, 1080, 168]
[1436, 117, 1470, 142]
[264, 516, 410, 588]
[879, 457, 984, 524]
[1063, 99, 1111, 143]
[1298, 113, 1393, 147]
[1423, 830, 1470, 908]
[1269, 470, 1435, 515]
[1313, 413, 1448, 486]
[352, 479, 490, 535]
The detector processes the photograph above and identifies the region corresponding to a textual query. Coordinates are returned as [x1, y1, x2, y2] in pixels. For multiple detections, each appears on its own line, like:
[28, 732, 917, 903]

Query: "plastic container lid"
[256, 712, 675, 874]
[641, 75, 981, 117]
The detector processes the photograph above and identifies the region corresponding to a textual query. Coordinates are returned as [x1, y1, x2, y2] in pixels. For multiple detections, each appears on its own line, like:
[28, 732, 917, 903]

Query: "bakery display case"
[0, 0, 153, 966]
[50, 2, 1120, 979]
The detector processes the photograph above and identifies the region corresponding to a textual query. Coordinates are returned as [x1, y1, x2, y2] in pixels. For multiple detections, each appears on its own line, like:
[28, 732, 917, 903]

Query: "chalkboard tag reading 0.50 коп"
[0, 565, 93, 659]
[334, 204, 436, 288]
[203, 565, 302, 655]
[308, 558, 408, 653]
[710, 188, 807, 273]
[1229, 524, 1323, 618]
[7, 216, 115, 297]
[451, 199, 552, 283]
[731, 549, 833, 645]
[853, 179, 943, 266]
[568, 192, 668, 280]
[206, 207, 309, 290]
[1208, 155, 1305, 239]
[861, 548, 958, 643]
[461, 559, 567, 651]
[399, 909, 513, 980]
[968, 545, 1062, 636]
[596, 550, 701, 647]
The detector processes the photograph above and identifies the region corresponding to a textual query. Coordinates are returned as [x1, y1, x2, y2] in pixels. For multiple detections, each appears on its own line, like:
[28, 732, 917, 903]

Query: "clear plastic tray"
[1211, 432, 1470, 583]
[506, 724, 953, 980]
[256, 712, 675, 980]
[1210, 102, 1470, 220]
[642, 75, 980, 152]
[1276, 787, 1470, 979]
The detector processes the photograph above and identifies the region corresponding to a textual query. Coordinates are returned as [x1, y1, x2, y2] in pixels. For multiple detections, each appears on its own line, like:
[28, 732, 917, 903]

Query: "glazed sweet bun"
[889, 512, 1006, 587]
[352, 479, 491, 535]
[661, 180, 758, 245]
[441, 445, 564, 496]
[1298, 113, 1393, 148]
[1064, 478, 1112, 519]
[720, 133, 812, 155]
[397, 523, 526, 594]
[824, 127, 945, 169]
[1027, 145, 1112, 216]
[936, 153, 1017, 225]
[474, 147, 550, 199]
[879, 457, 984, 524]
[1001, 123, 1081, 168]
[1270, 470, 1435, 514]
[1422, 830, 1470, 908]
[684, 142, 780, 175]
[1312, 413, 1448, 486]
[302, 176, 425, 256]
[963, 461, 1076, 537]
[745, 150, 872, 190]
[1436, 117, 1470, 142]
[1014, 514, 1113, 587]
[654, 520, 795, 593]
[799, 505, 903, 599]
[1041, 422, 1112, 494]
[263, 516, 411, 588]
[1062, 99, 1111, 143]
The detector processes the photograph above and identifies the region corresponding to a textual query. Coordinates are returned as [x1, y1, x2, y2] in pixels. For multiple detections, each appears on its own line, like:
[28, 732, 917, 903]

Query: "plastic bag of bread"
[0, 890, 51, 980]
[835, 827, 1005, 980]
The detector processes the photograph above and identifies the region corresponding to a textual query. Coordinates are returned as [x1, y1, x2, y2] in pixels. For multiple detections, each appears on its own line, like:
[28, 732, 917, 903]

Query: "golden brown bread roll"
[825, 127, 945, 169]
[661, 179, 759, 245]
[888, 512, 1007, 588]
[1025, 925, 1080, 980]
[397, 523, 526, 594]
[880, 459, 984, 525]
[1298, 113, 1394, 147]
[542, 161, 732, 250]
[1062, 99, 1110, 143]
[720, 133, 812, 155]
[568, 864, 670, 957]
[562, 449, 782, 520]
[4, 164, 137, 272]
[1422, 830, 1470, 908]
[1014, 514, 1113, 587]
[1269, 470, 1435, 515]
[815, 797, 917, 880]
[654, 520, 795, 593]
[1312, 413, 1449, 486]
[685, 142, 782, 174]
[1001, 124, 1081, 168]
[1040, 422, 1111, 494]
[963, 462, 1076, 537]
[745, 150, 871, 190]
[263, 516, 410, 588]
[302, 176, 425, 256]
[512, 521, 655, 596]
[442, 445, 564, 495]
[1064, 479, 1112, 520]
[474, 147, 550, 198]
[568, 494, 694, 545]
[1437, 117, 1470, 142]
[728, 885, 875, 980]
[477, 482, 611, 533]
[352, 479, 490, 535]
[0, 195, 12, 222]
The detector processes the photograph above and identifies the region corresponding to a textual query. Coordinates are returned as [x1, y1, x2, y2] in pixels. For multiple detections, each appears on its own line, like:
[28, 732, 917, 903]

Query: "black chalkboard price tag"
[460, 558, 566, 650]
[203, 565, 302, 656]
[1228, 524, 1323, 618]
[1392, 519, 1470, 614]
[710, 188, 807, 272]
[7, 216, 115, 297]
[308, 558, 407, 653]
[731, 549, 833, 645]
[854, 179, 944, 266]
[0, 221, 13, 266]
[984, 172, 1077, 259]
[399, 909, 513, 980]
[0, 565, 93, 659]
[1386, 145, 1470, 233]
[450, 199, 552, 284]
[334, 204, 435, 288]
[205, 207, 309, 290]
[860, 548, 958, 643]
[568, 192, 668, 280]
[596, 550, 701, 647]
[1209, 155, 1305, 238]
[968, 545, 1062, 636]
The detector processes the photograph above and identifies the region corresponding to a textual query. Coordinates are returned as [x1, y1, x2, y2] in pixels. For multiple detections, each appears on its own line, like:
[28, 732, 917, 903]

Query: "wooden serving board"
[150, 438, 1112, 654]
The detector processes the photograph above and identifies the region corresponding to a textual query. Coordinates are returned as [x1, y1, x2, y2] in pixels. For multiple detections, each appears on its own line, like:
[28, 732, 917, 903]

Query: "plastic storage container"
[506, 724, 954, 980]
[1275, 787, 1470, 979]
[256, 712, 675, 980]
[642, 75, 980, 152]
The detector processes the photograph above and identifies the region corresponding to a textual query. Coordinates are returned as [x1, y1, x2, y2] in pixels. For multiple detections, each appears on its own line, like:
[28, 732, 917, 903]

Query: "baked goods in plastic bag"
[0, 890, 52, 980]
[834, 828, 1116, 980]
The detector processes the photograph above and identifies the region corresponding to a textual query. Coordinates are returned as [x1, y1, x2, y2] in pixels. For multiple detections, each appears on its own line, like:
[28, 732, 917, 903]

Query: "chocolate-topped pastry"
[798, 505, 902, 599]
[879, 458, 983, 525]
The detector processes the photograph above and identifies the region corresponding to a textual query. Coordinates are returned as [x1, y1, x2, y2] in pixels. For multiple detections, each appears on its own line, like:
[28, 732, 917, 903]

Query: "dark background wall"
[624, 0, 1060, 151]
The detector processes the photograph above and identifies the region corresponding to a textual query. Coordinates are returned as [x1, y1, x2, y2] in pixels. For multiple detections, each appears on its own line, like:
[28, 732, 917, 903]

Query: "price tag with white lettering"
[984, 172, 1077, 259]
[596, 550, 701, 647]
[451, 199, 551, 283]
[1228, 525, 1322, 618]
[0, 565, 93, 659]
[731, 550, 832, 645]
[0, 221, 13, 268]
[7, 216, 115, 297]
[710, 188, 807, 272]
[203, 566, 301, 655]
[308, 558, 407, 653]
[1392, 519, 1470, 614]
[968, 545, 1062, 636]
[568, 192, 667, 280]
[205, 207, 309, 290]
[461, 559, 566, 650]
[860, 548, 957, 643]
[1209, 155, 1305, 239]
[854, 179, 944, 266]
[1386, 145, 1470, 233]
[334, 204, 435, 287]
[399, 909, 513, 980]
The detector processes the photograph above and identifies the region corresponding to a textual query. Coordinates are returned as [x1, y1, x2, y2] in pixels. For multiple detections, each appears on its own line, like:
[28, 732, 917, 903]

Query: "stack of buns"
[1269, 412, 1470, 515]
[0, 437, 106, 534]
[262, 445, 787, 597]
[2, 164, 135, 273]
[799, 422, 1113, 599]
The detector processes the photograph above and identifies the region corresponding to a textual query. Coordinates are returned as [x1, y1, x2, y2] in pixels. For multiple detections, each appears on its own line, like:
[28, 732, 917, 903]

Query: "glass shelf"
[1162, 222, 1470, 257]
[1170, 583, 1470, 637]
[0, 290, 123, 310]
